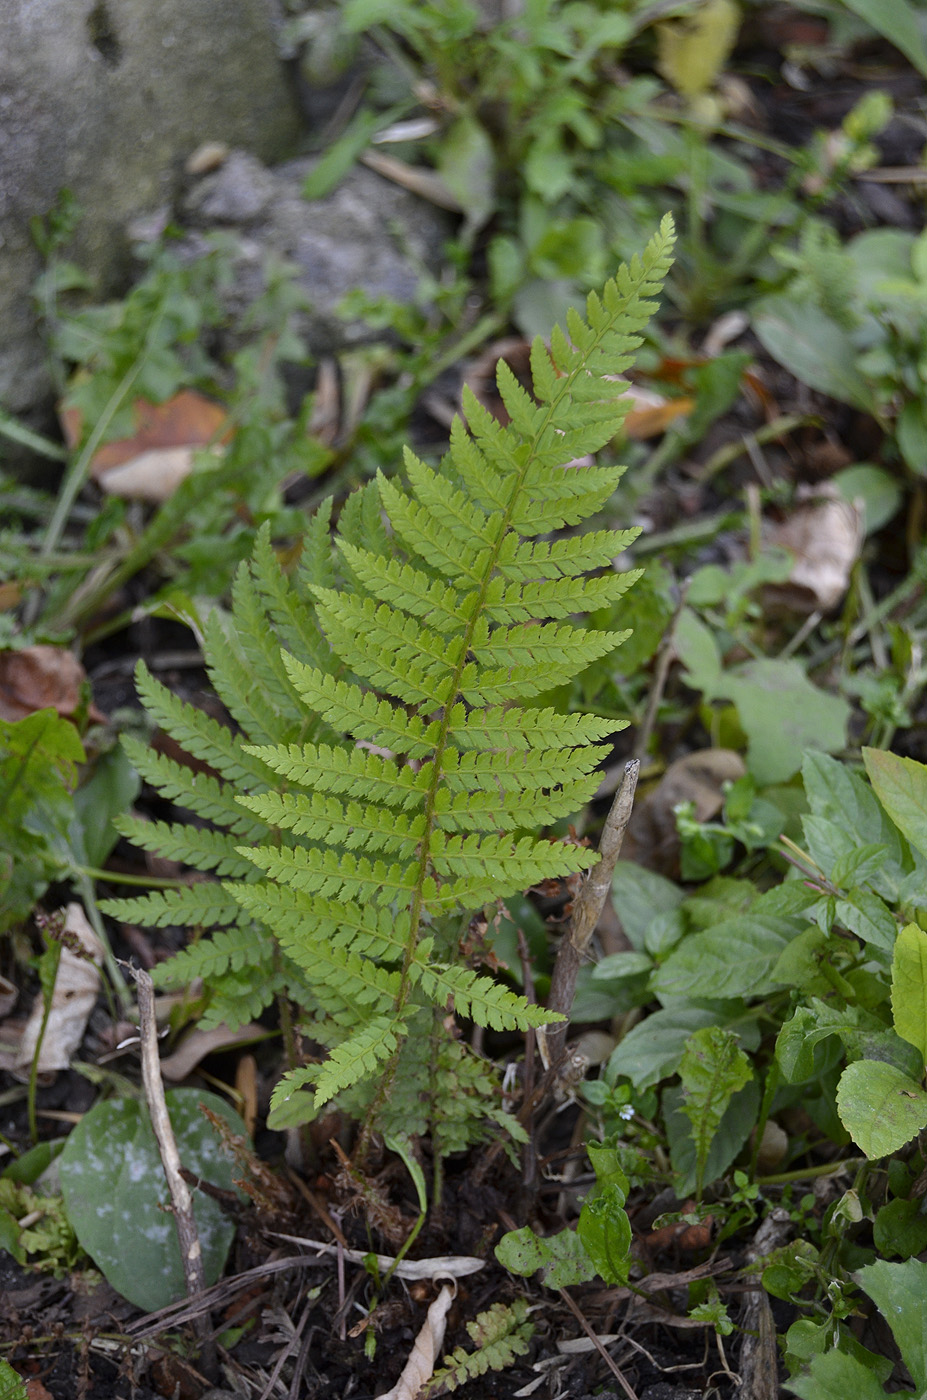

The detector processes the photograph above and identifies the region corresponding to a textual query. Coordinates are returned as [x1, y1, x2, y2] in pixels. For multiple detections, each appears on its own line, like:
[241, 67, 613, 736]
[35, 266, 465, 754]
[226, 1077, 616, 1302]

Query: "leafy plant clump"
[102, 218, 677, 1152]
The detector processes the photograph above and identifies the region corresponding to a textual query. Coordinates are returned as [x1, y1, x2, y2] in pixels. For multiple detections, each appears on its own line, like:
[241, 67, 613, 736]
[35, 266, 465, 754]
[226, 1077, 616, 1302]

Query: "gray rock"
[179, 156, 455, 357]
[0, 0, 301, 417]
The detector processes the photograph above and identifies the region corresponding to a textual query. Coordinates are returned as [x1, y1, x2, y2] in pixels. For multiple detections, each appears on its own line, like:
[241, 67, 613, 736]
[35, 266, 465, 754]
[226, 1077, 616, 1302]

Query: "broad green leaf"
[664, 1079, 759, 1198]
[0, 1362, 26, 1400]
[674, 608, 722, 694]
[874, 1197, 927, 1260]
[835, 888, 897, 953]
[857, 1257, 927, 1392]
[863, 747, 927, 860]
[610, 860, 684, 948]
[495, 1225, 594, 1289]
[59, 1090, 247, 1312]
[838, 0, 927, 78]
[836, 1060, 927, 1158]
[607, 1007, 733, 1091]
[752, 296, 878, 412]
[892, 922, 927, 1060]
[438, 114, 496, 234]
[576, 1184, 631, 1285]
[804, 751, 900, 856]
[723, 661, 849, 785]
[72, 743, 141, 869]
[786, 1347, 898, 1400]
[652, 914, 796, 999]
[593, 951, 653, 980]
[833, 463, 902, 534]
[776, 1001, 866, 1083]
[677, 1027, 753, 1197]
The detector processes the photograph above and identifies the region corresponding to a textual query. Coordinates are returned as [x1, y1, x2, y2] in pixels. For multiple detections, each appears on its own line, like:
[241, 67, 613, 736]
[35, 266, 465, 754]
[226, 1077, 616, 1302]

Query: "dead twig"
[633, 578, 690, 761]
[558, 1286, 639, 1400]
[542, 759, 640, 1073]
[133, 967, 215, 1374]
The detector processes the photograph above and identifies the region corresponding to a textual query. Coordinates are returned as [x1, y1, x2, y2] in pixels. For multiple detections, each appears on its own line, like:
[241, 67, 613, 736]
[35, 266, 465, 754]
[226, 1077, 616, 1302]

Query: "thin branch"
[558, 1287, 640, 1400]
[633, 578, 689, 761]
[133, 967, 216, 1372]
[543, 759, 640, 1072]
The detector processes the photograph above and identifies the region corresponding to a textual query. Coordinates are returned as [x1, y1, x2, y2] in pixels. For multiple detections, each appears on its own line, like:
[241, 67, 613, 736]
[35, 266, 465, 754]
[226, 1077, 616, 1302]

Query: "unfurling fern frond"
[103, 219, 675, 1146]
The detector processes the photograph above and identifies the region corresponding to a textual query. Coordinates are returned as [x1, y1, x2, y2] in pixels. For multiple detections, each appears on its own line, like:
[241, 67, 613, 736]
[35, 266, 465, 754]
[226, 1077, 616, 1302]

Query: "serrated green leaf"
[836, 1059, 927, 1158]
[677, 1027, 753, 1197]
[864, 748, 927, 861]
[892, 923, 927, 1061]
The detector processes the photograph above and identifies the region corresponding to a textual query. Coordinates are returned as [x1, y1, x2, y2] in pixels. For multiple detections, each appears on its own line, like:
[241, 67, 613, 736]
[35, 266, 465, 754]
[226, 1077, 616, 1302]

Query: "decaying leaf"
[377, 1281, 456, 1400]
[657, 0, 741, 99]
[763, 486, 863, 614]
[0, 646, 102, 724]
[15, 903, 103, 1076]
[96, 445, 223, 503]
[59, 390, 228, 502]
[623, 750, 746, 877]
[158, 1022, 266, 1082]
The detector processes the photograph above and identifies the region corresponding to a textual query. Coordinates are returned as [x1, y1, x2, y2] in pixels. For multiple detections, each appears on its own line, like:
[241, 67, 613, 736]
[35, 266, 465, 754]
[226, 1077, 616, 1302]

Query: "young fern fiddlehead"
[102, 218, 675, 1147]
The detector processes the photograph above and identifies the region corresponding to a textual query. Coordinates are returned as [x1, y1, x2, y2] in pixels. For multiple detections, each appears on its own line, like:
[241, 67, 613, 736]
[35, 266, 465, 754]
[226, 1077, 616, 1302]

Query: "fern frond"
[313, 1016, 403, 1108]
[421, 1298, 532, 1397]
[252, 517, 333, 670]
[238, 789, 425, 855]
[149, 922, 275, 986]
[241, 739, 430, 808]
[418, 963, 559, 1031]
[113, 221, 676, 1151]
[112, 815, 257, 877]
[120, 736, 264, 833]
[99, 883, 246, 928]
[133, 662, 274, 786]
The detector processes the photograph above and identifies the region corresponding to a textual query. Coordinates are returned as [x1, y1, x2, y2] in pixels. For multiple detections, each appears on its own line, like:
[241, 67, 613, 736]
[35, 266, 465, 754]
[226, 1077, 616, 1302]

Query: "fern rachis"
[101, 218, 676, 1147]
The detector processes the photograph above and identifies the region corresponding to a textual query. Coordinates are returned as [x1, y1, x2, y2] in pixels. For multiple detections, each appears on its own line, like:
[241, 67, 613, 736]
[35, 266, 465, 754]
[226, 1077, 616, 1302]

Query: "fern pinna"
[102, 219, 675, 1146]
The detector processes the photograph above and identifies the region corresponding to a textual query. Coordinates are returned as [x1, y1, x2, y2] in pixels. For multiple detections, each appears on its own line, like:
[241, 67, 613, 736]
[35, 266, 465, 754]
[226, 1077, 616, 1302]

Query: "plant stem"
[543, 759, 640, 1073]
[133, 967, 216, 1374]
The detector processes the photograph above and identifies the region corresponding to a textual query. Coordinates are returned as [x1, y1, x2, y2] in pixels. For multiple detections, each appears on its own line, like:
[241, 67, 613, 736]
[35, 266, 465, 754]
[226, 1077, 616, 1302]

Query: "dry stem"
[134, 967, 215, 1371]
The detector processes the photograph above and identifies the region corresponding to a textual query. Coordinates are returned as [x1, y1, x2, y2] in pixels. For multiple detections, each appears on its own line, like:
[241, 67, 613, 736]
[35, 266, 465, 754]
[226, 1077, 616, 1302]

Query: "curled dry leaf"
[15, 903, 103, 1076]
[763, 486, 863, 614]
[271, 1233, 484, 1279]
[0, 645, 102, 724]
[377, 1281, 456, 1400]
[622, 749, 746, 878]
[59, 389, 229, 502]
[158, 1022, 266, 1082]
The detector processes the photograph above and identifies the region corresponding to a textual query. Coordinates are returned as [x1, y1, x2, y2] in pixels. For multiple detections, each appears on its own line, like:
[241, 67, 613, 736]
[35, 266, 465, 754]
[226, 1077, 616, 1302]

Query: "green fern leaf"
[99, 883, 246, 928]
[111, 220, 676, 1151]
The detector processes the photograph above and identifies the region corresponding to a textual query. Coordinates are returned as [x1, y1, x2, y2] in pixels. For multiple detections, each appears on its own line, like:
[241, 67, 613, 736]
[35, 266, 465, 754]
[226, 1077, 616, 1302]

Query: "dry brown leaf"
[623, 749, 746, 877]
[24, 1378, 55, 1400]
[622, 384, 693, 439]
[60, 387, 229, 502]
[97, 444, 223, 502]
[15, 903, 103, 1077]
[763, 487, 862, 614]
[0, 645, 102, 723]
[60, 389, 228, 478]
[158, 1022, 265, 1082]
[377, 1281, 456, 1400]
